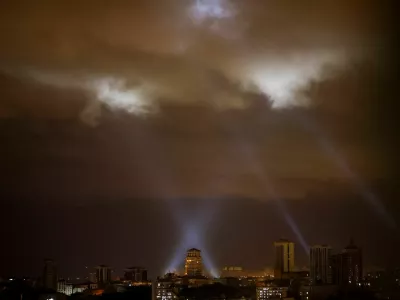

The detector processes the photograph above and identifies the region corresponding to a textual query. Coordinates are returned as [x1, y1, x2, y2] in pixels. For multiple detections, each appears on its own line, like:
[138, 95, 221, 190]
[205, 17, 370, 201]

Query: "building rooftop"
[187, 248, 201, 252]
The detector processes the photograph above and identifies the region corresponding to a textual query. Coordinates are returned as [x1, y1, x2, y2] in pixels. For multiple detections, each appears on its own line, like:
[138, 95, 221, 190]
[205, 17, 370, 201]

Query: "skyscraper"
[332, 239, 363, 286]
[310, 245, 332, 284]
[96, 265, 111, 287]
[43, 259, 57, 290]
[274, 239, 295, 278]
[184, 248, 203, 277]
[89, 272, 97, 283]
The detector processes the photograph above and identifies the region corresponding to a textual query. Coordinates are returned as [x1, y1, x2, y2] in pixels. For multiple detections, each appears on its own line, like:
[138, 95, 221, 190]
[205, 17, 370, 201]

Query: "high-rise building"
[332, 239, 362, 286]
[274, 239, 295, 278]
[184, 248, 203, 277]
[124, 267, 148, 282]
[310, 245, 332, 284]
[96, 265, 111, 287]
[43, 259, 57, 290]
[89, 272, 97, 283]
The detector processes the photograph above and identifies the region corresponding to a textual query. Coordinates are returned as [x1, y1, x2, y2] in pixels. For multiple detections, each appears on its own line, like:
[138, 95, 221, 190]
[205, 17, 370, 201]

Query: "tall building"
[89, 272, 97, 283]
[96, 265, 111, 287]
[124, 267, 148, 282]
[332, 239, 363, 286]
[43, 259, 57, 290]
[184, 248, 203, 277]
[274, 239, 295, 278]
[310, 245, 332, 284]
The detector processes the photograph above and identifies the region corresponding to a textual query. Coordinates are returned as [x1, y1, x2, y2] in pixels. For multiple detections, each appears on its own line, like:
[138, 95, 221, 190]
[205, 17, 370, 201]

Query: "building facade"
[43, 259, 58, 290]
[274, 240, 295, 279]
[153, 275, 179, 300]
[96, 265, 112, 286]
[57, 280, 73, 295]
[332, 239, 362, 286]
[310, 245, 332, 284]
[184, 248, 203, 277]
[256, 282, 289, 300]
[124, 267, 148, 282]
[89, 272, 97, 283]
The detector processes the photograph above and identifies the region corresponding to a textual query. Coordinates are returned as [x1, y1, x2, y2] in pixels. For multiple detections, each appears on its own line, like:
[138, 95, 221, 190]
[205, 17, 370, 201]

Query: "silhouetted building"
[332, 239, 362, 286]
[124, 267, 148, 282]
[310, 245, 332, 284]
[185, 248, 203, 277]
[220, 266, 244, 278]
[274, 239, 295, 279]
[96, 265, 111, 286]
[89, 272, 97, 283]
[43, 259, 57, 290]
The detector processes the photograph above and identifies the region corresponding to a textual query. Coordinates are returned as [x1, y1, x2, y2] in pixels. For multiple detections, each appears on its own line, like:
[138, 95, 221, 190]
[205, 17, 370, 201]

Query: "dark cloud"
[0, 0, 398, 277]
[0, 0, 385, 117]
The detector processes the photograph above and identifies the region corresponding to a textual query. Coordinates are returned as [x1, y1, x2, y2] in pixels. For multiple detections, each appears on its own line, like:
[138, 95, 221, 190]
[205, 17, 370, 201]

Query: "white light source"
[91, 77, 150, 115]
[189, 0, 236, 23]
[243, 51, 346, 109]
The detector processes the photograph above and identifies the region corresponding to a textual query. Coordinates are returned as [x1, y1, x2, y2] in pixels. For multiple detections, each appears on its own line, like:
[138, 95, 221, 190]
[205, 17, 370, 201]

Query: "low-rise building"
[256, 280, 290, 299]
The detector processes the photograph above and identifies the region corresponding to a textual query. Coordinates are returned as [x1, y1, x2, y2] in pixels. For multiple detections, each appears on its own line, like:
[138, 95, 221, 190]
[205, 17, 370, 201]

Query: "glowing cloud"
[90, 77, 151, 115]
[242, 51, 347, 109]
[189, 0, 237, 23]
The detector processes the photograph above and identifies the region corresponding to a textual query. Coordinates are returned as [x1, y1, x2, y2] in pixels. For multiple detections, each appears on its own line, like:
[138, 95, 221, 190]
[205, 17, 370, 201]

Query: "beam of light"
[201, 250, 219, 278]
[218, 115, 310, 254]
[164, 198, 221, 275]
[164, 217, 218, 277]
[265, 181, 310, 254]
[297, 113, 397, 229]
[133, 126, 221, 277]
[165, 224, 202, 274]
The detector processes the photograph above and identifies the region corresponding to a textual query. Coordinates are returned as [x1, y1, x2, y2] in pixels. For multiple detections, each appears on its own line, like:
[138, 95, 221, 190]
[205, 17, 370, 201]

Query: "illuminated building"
[72, 281, 98, 293]
[96, 265, 111, 287]
[274, 239, 295, 279]
[310, 245, 332, 284]
[331, 239, 362, 286]
[43, 259, 58, 290]
[256, 281, 290, 299]
[184, 248, 203, 277]
[154, 274, 178, 300]
[57, 280, 73, 295]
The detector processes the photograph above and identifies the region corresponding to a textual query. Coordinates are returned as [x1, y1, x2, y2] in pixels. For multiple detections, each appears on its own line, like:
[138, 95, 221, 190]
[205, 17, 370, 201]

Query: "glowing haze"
[0, 0, 376, 123]
[0, 0, 397, 277]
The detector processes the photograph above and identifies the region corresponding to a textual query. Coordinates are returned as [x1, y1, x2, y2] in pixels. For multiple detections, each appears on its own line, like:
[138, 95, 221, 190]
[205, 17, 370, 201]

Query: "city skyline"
[6, 239, 365, 281]
[0, 0, 399, 288]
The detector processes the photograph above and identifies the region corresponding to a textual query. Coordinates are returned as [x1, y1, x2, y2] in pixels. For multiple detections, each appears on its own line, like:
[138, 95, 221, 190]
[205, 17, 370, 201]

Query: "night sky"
[0, 0, 399, 279]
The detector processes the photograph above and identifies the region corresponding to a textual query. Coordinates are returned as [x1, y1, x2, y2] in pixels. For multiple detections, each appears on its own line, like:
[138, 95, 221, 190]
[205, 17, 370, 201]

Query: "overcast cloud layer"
[0, 1, 382, 121]
[0, 0, 395, 201]
[1, 0, 400, 278]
